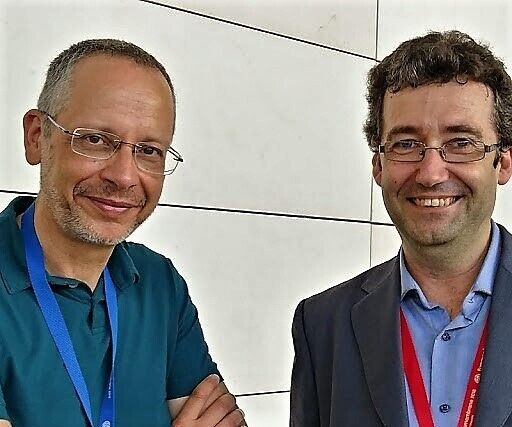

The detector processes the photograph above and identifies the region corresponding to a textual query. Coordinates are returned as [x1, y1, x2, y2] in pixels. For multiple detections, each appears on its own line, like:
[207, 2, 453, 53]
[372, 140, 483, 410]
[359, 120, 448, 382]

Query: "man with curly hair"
[291, 31, 512, 427]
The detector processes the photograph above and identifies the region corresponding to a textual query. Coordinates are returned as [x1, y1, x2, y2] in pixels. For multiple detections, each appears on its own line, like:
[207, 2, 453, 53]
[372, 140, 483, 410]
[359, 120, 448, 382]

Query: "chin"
[405, 225, 460, 247]
[64, 219, 140, 246]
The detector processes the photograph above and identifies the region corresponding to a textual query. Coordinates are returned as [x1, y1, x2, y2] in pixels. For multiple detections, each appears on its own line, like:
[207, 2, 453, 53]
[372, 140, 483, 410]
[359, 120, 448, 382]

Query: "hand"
[172, 374, 247, 427]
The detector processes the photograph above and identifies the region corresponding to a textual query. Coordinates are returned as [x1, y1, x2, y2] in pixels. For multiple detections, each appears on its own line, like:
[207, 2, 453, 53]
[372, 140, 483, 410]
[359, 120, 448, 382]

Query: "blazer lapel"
[475, 225, 512, 426]
[352, 257, 408, 427]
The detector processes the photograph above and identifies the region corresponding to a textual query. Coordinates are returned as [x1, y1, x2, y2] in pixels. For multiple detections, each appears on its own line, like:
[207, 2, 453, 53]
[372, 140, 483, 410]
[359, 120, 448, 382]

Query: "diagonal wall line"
[0, 189, 393, 227]
[138, 0, 379, 62]
[235, 389, 289, 398]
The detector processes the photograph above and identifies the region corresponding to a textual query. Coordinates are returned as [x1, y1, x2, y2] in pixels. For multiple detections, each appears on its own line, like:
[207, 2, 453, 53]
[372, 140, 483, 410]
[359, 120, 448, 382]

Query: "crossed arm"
[0, 375, 246, 427]
[168, 374, 247, 427]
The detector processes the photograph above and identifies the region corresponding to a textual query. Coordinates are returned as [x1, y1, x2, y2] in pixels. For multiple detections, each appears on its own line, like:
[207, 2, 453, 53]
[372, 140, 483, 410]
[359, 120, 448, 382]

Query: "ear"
[372, 153, 383, 187]
[497, 148, 512, 185]
[23, 109, 45, 165]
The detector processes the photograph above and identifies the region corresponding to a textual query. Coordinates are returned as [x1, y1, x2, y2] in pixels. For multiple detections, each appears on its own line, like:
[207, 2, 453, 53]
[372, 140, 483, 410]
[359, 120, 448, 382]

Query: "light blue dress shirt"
[400, 222, 500, 427]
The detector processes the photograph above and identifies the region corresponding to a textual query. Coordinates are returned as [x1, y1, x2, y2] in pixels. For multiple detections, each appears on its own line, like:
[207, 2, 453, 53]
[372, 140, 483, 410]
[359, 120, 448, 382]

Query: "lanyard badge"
[400, 309, 488, 427]
[21, 203, 118, 427]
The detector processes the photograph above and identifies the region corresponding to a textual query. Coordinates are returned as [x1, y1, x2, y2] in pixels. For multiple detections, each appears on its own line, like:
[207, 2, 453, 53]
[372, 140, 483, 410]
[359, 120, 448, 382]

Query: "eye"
[445, 138, 478, 153]
[137, 144, 164, 158]
[78, 133, 112, 146]
[388, 139, 421, 153]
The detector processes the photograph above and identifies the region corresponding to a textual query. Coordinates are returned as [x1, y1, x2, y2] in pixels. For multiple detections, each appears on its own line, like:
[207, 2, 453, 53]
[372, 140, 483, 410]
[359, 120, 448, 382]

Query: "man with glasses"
[0, 39, 246, 427]
[291, 31, 512, 426]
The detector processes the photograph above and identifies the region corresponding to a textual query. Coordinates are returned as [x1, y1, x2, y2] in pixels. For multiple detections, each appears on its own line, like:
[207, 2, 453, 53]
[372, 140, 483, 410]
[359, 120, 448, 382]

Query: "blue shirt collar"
[400, 221, 500, 304]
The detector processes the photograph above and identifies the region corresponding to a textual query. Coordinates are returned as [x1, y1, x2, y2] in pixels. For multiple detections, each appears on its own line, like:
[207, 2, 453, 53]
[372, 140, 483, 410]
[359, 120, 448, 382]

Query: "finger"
[216, 408, 247, 427]
[175, 374, 220, 420]
[199, 381, 229, 416]
[201, 381, 229, 415]
[199, 392, 237, 425]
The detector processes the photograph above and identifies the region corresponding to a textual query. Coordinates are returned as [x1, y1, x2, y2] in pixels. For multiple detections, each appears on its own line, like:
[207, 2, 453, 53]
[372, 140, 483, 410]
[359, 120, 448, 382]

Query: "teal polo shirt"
[0, 196, 220, 427]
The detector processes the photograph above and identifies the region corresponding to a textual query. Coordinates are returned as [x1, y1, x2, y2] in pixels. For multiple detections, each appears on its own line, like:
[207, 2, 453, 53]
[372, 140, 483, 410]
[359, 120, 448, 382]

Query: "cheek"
[61, 161, 109, 197]
[140, 177, 164, 205]
[380, 168, 409, 191]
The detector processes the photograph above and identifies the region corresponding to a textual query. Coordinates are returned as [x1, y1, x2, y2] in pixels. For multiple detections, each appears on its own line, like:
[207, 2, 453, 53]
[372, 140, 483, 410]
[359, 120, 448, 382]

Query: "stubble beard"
[39, 159, 148, 247]
[382, 191, 466, 248]
[383, 189, 495, 250]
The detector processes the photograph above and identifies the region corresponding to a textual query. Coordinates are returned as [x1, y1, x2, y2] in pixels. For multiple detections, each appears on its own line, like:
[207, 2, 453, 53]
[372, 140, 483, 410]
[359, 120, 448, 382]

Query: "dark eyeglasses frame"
[373, 140, 501, 163]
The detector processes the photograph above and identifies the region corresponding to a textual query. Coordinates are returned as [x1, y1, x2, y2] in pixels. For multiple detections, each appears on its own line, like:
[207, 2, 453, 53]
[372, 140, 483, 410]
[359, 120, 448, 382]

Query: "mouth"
[81, 195, 142, 216]
[407, 196, 462, 208]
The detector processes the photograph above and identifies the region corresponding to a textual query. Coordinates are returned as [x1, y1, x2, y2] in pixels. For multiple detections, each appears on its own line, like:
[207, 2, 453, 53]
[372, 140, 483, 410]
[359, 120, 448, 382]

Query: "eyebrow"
[385, 126, 421, 139]
[443, 125, 483, 139]
[385, 124, 484, 140]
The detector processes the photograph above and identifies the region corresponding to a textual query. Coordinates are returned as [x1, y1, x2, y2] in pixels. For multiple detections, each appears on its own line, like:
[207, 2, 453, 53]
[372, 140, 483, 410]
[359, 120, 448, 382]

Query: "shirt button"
[439, 403, 451, 413]
[441, 332, 451, 341]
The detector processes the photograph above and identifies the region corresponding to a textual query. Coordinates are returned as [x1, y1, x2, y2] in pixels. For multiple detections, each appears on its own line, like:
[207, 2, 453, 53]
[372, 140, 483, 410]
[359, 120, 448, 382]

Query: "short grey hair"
[37, 38, 176, 135]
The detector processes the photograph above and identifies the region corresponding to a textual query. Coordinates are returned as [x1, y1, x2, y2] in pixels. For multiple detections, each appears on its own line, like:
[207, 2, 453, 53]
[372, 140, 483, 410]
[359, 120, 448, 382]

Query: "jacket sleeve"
[290, 299, 320, 427]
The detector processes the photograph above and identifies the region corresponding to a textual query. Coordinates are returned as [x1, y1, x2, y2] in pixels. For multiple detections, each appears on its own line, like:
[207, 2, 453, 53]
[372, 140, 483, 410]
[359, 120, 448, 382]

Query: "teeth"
[413, 197, 456, 207]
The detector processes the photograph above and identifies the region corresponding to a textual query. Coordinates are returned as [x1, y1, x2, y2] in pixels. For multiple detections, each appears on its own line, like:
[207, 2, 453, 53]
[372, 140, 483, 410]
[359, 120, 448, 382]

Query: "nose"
[99, 143, 140, 189]
[415, 148, 450, 187]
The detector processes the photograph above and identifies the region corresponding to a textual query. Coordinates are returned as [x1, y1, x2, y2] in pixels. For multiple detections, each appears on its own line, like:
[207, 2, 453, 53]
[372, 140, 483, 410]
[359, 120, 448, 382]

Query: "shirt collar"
[0, 196, 140, 294]
[400, 221, 501, 304]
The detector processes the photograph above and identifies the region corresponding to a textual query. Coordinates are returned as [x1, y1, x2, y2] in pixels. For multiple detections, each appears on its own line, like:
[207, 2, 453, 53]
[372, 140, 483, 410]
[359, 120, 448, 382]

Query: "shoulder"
[120, 240, 175, 268]
[115, 241, 188, 295]
[297, 257, 398, 323]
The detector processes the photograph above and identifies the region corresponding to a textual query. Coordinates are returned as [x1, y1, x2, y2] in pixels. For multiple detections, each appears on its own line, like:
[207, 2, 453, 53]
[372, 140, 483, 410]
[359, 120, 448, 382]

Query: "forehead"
[381, 81, 495, 137]
[62, 54, 174, 136]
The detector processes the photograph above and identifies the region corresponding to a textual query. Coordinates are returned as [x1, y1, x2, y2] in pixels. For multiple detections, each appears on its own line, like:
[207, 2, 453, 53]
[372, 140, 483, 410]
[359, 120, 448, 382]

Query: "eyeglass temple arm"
[42, 112, 81, 137]
[169, 146, 184, 162]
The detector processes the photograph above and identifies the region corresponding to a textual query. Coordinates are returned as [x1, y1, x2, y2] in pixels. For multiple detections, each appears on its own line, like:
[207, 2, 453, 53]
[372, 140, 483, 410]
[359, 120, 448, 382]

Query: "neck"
[402, 223, 492, 319]
[28, 198, 114, 290]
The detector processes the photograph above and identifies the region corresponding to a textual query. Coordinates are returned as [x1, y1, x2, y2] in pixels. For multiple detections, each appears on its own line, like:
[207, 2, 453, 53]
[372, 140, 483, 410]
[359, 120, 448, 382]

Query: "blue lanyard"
[21, 203, 117, 427]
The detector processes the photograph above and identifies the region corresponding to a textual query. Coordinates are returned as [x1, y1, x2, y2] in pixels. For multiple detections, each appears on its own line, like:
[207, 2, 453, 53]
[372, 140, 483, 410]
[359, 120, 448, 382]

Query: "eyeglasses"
[43, 112, 183, 175]
[374, 138, 500, 163]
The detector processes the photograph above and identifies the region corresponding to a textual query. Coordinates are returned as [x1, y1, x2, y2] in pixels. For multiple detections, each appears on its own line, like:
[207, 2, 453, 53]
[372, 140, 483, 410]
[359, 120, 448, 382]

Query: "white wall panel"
[1, 0, 375, 221]
[0, 193, 14, 211]
[164, 24, 374, 220]
[158, 0, 378, 58]
[371, 178, 391, 223]
[370, 223, 400, 267]
[237, 392, 289, 427]
[494, 185, 512, 230]
[129, 205, 371, 394]
[377, 0, 511, 61]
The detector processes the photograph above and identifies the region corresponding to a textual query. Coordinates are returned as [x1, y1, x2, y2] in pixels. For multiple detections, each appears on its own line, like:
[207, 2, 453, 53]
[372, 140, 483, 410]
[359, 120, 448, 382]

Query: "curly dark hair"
[364, 30, 512, 151]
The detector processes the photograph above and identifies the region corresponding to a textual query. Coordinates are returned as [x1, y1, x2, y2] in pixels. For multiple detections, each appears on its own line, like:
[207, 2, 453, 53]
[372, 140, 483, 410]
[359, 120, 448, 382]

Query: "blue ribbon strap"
[21, 202, 117, 427]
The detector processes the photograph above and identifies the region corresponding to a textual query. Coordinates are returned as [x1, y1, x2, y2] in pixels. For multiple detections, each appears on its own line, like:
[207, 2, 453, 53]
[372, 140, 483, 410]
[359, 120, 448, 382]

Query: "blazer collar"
[352, 256, 409, 427]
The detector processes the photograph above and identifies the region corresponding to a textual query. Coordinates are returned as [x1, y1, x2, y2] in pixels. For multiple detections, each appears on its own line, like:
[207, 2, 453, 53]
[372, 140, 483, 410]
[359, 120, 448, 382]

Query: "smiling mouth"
[408, 196, 461, 207]
[85, 196, 141, 210]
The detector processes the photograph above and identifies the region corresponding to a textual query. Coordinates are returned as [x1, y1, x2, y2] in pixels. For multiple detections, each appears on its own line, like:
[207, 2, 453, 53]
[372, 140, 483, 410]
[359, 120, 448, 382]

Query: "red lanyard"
[400, 309, 488, 427]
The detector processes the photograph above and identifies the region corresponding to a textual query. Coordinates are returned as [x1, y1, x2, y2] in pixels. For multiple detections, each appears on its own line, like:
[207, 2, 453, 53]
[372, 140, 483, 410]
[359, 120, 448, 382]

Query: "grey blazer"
[290, 224, 512, 427]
